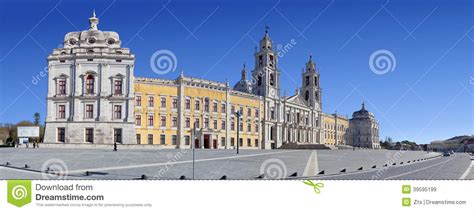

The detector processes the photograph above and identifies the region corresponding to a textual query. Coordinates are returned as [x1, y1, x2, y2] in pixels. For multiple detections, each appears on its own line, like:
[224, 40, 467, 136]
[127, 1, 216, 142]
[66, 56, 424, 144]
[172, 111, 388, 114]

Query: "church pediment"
[285, 94, 308, 106]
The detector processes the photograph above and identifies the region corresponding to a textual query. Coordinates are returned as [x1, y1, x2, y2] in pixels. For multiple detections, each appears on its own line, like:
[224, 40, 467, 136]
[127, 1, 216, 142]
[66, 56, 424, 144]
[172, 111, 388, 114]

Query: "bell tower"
[301, 55, 321, 110]
[252, 27, 280, 99]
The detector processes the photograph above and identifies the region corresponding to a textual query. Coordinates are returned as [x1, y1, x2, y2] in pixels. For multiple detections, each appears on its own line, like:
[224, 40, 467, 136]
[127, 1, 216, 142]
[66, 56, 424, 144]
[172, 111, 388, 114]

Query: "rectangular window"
[247, 123, 251, 132]
[135, 115, 141, 126]
[247, 139, 251, 147]
[58, 80, 66, 95]
[172, 98, 178, 109]
[58, 105, 66, 119]
[255, 123, 259, 132]
[114, 105, 122, 119]
[204, 98, 210, 112]
[172, 135, 177, 145]
[247, 108, 251, 117]
[160, 97, 166, 108]
[231, 120, 235, 131]
[136, 134, 141, 144]
[231, 105, 235, 114]
[221, 120, 226, 130]
[86, 75, 94, 94]
[85, 104, 93, 119]
[172, 117, 178, 127]
[239, 107, 243, 115]
[147, 134, 153, 144]
[85, 128, 93, 143]
[57, 128, 65, 142]
[136, 96, 142, 107]
[230, 138, 235, 146]
[221, 137, 226, 146]
[185, 99, 191, 110]
[221, 103, 226, 113]
[255, 109, 259, 118]
[213, 102, 218, 112]
[160, 134, 166, 145]
[114, 80, 122, 95]
[239, 138, 243, 147]
[161, 116, 166, 127]
[114, 129, 122, 143]
[194, 99, 200, 111]
[255, 139, 259, 147]
[204, 118, 209, 128]
[185, 117, 190, 128]
[194, 118, 200, 128]
[148, 96, 154, 107]
[213, 120, 217, 129]
[184, 135, 190, 145]
[239, 122, 243, 132]
[148, 115, 154, 126]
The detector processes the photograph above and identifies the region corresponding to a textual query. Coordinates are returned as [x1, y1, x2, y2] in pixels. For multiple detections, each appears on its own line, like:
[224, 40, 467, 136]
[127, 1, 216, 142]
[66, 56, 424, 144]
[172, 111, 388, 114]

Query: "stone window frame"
[57, 104, 67, 119]
[112, 103, 123, 120]
[53, 73, 69, 96]
[57, 128, 66, 143]
[84, 102, 95, 119]
[110, 73, 125, 96]
[82, 71, 98, 95]
[171, 116, 178, 128]
[135, 114, 142, 126]
[135, 95, 142, 107]
[147, 114, 154, 127]
[85, 128, 94, 143]
[184, 97, 191, 110]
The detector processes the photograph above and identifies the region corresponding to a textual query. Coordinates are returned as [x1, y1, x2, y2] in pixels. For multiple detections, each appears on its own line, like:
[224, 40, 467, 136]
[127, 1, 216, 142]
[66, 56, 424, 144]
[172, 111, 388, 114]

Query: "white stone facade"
[44, 12, 135, 144]
[243, 30, 324, 148]
[349, 103, 380, 149]
[43, 13, 379, 148]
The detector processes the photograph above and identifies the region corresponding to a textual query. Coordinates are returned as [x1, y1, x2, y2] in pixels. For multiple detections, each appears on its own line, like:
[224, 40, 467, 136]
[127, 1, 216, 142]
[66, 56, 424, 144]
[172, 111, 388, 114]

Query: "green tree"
[34, 112, 40, 125]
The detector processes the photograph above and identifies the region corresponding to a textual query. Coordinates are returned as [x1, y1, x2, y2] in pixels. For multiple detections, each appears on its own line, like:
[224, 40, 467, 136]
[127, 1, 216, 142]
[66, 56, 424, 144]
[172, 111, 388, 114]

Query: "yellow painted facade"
[323, 113, 350, 146]
[133, 76, 263, 149]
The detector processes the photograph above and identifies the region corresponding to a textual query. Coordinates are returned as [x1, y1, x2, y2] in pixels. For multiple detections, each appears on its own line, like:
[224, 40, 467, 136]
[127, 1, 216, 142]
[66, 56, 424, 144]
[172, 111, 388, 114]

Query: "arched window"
[305, 90, 309, 101]
[86, 75, 94, 94]
[257, 76, 262, 86]
[269, 73, 274, 86]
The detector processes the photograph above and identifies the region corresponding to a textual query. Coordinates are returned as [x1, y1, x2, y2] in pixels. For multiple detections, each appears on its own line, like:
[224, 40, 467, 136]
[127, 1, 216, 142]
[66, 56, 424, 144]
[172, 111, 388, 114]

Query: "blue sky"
[0, 0, 472, 144]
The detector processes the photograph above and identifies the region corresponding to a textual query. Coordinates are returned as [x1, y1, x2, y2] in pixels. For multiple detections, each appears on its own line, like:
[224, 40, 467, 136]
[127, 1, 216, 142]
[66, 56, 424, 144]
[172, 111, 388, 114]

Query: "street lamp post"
[235, 111, 241, 154]
[191, 122, 197, 180]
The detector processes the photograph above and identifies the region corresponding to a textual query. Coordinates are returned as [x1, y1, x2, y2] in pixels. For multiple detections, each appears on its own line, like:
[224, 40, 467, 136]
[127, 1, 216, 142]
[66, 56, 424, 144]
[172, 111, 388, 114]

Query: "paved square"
[0, 148, 470, 180]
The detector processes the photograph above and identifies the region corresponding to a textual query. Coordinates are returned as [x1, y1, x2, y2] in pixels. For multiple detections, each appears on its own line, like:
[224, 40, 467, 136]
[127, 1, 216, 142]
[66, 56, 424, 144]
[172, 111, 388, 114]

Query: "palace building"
[44, 12, 380, 149]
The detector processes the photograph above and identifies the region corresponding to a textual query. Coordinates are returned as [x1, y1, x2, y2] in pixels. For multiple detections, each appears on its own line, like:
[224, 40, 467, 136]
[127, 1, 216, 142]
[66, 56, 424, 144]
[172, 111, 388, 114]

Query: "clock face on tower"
[269, 88, 275, 97]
